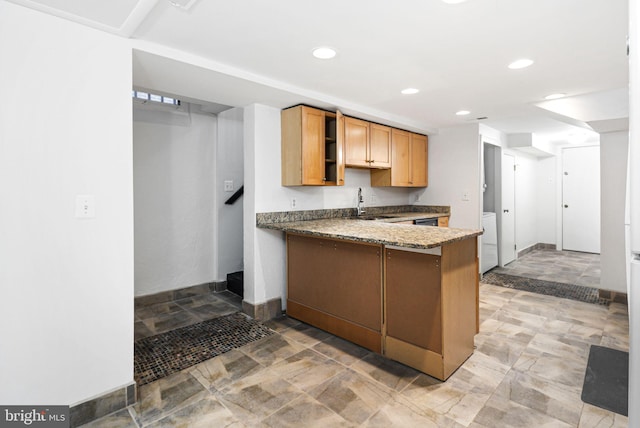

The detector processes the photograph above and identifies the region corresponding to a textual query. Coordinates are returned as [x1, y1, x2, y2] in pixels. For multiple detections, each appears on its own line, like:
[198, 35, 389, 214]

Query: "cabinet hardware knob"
[503, 209, 509, 213]
[564, 204, 568, 208]
[371, 160, 375, 163]
[322, 177, 326, 181]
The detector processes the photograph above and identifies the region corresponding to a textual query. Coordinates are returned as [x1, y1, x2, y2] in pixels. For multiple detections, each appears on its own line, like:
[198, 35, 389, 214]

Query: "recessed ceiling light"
[508, 59, 534, 69]
[545, 93, 566, 100]
[312, 47, 337, 59]
[442, 0, 467, 3]
[456, 110, 470, 116]
[401, 88, 420, 95]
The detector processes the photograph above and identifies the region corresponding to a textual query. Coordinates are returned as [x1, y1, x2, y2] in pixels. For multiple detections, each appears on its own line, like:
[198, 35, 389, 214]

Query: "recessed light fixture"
[167, 0, 198, 10]
[508, 58, 534, 69]
[401, 88, 420, 95]
[545, 93, 566, 100]
[456, 110, 470, 116]
[312, 47, 337, 59]
[442, 0, 467, 3]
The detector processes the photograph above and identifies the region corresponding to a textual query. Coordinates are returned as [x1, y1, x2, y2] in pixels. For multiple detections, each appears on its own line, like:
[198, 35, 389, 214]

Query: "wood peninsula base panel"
[285, 232, 478, 379]
[384, 238, 478, 380]
[286, 234, 383, 353]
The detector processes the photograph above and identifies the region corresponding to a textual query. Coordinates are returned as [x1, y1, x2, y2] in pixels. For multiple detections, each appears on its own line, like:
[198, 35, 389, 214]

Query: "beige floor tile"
[145, 396, 244, 428]
[312, 335, 370, 366]
[261, 395, 352, 428]
[512, 350, 588, 389]
[267, 348, 345, 393]
[79, 409, 136, 428]
[308, 369, 393, 425]
[473, 332, 528, 367]
[279, 322, 333, 346]
[402, 375, 491, 426]
[215, 370, 304, 423]
[525, 332, 592, 362]
[131, 371, 210, 426]
[351, 352, 421, 392]
[188, 349, 264, 391]
[473, 394, 574, 427]
[237, 333, 307, 367]
[364, 394, 465, 428]
[493, 370, 583, 426]
[578, 403, 628, 428]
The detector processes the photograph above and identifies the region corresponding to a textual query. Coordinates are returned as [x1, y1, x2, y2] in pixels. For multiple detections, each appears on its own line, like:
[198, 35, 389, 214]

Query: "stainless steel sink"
[352, 215, 396, 220]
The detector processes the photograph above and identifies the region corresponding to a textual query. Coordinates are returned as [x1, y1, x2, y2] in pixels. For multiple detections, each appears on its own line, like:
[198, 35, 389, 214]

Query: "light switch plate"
[224, 180, 234, 192]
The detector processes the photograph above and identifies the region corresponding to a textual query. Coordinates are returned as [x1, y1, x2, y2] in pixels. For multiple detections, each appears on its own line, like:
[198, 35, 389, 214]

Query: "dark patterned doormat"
[482, 272, 609, 305]
[134, 312, 274, 386]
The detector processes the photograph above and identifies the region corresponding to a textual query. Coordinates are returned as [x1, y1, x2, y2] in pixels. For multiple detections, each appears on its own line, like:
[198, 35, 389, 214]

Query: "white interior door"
[501, 153, 516, 265]
[562, 146, 601, 253]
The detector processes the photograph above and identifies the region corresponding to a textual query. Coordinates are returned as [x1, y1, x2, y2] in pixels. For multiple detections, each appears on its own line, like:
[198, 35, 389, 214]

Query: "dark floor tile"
[143, 310, 202, 335]
[78, 409, 135, 428]
[135, 301, 184, 320]
[135, 321, 156, 341]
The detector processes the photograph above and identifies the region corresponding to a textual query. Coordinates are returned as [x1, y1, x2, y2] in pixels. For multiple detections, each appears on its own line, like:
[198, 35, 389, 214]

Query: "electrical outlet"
[291, 198, 297, 208]
[224, 180, 234, 192]
[462, 191, 470, 202]
[75, 195, 95, 218]
[369, 193, 376, 204]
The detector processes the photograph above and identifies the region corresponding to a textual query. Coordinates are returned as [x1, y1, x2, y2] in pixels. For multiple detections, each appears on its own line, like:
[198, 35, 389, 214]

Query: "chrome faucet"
[357, 187, 366, 216]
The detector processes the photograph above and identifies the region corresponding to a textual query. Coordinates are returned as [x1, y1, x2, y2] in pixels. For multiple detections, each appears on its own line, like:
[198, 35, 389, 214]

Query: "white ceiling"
[10, 0, 630, 140]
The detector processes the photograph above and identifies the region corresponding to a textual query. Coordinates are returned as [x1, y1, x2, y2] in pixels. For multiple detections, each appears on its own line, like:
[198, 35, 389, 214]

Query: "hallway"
[490, 248, 601, 289]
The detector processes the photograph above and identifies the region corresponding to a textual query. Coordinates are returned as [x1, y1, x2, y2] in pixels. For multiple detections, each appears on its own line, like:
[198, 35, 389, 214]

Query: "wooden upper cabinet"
[281, 105, 344, 186]
[344, 117, 391, 169]
[370, 129, 428, 187]
[344, 117, 370, 168]
[410, 133, 428, 187]
[369, 123, 392, 168]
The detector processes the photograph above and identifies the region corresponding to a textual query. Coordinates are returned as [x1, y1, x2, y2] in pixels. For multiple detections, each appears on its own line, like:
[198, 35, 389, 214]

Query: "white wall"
[0, 2, 133, 405]
[244, 104, 286, 307]
[536, 156, 558, 245]
[215, 108, 245, 281]
[600, 131, 629, 292]
[422, 124, 482, 229]
[133, 107, 216, 296]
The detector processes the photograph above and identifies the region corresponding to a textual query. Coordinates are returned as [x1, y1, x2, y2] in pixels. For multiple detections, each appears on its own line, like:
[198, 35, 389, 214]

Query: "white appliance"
[481, 212, 498, 273]
[628, 2, 639, 424]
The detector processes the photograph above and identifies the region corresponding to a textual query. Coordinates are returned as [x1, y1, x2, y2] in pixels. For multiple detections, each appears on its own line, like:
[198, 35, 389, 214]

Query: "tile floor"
[490, 248, 601, 289]
[135, 290, 243, 341]
[83, 281, 629, 427]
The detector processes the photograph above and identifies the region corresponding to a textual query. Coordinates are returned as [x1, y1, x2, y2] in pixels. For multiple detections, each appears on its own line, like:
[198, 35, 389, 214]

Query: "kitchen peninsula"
[258, 207, 482, 380]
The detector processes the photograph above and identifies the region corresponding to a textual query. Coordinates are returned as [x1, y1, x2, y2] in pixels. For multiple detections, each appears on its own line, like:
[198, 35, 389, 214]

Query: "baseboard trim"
[135, 281, 226, 308]
[242, 297, 282, 321]
[598, 289, 628, 304]
[69, 382, 136, 427]
[517, 242, 556, 258]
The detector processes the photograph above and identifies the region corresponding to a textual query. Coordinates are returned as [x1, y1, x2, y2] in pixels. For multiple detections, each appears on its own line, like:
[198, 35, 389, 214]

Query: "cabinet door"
[301, 107, 326, 185]
[344, 117, 370, 167]
[369, 124, 391, 168]
[410, 133, 428, 187]
[287, 234, 382, 331]
[385, 249, 442, 353]
[391, 128, 412, 186]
